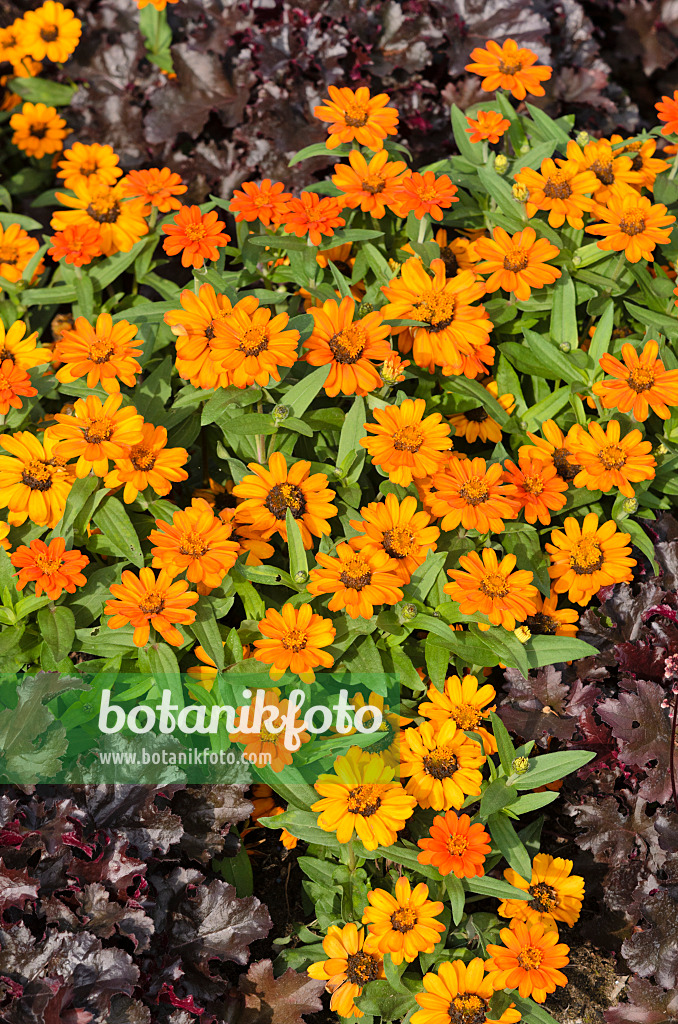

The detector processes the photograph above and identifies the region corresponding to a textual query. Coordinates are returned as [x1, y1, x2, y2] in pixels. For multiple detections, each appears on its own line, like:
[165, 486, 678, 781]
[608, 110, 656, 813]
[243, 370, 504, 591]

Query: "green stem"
[255, 400, 266, 464]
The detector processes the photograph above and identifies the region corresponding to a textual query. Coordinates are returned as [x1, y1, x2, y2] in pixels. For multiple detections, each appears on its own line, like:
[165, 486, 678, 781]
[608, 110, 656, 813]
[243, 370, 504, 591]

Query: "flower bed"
[0, 5, 677, 1024]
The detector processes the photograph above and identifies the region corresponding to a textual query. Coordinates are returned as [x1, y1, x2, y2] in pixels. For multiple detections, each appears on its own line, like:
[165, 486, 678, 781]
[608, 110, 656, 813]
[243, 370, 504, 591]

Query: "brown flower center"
[82, 418, 112, 444]
[552, 446, 580, 482]
[479, 571, 509, 598]
[390, 907, 417, 933]
[569, 537, 604, 574]
[627, 366, 655, 392]
[422, 746, 458, 780]
[239, 325, 269, 357]
[464, 407, 488, 423]
[392, 425, 424, 453]
[525, 611, 559, 635]
[265, 482, 306, 520]
[328, 324, 366, 364]
[339, 554, 372, 590]
[21, 460, 53, 491]
[260, 726, 278, 743]
[346, 950, 381, 985]
[522, 472, 544, 495]
[179, 530, 208, 558]
[281, 626, 308, 653]
[130, 445, 156, 472]
[360, 173, 386, 195]
[589, 159, 615, 185]
[88, 339, 115, 364]
[503, 248, 530, 273]
[382, 526, 415, 559]
[448, 994, 488, 1024]
[413, 293, 456, 332]
[543, 173, 573, 200]
[498, 59, 523, 75]
[86, 196, 121, 224]
[517, 946, 544, 970]
[529, 881, 558, 913]
[598, 443, 627, 470]
[139, 589, 165, 615]
[0, 246, 19, 265]
[30, 122, 48, 139]
[40, 26, 59, 41]
[619, 211, 646, 236]
[452, 703, 482, 730]
[343, 101, 370, 129]
[439, 245, 459, 277]
[459, 477, 489, 506]
[346, 783, 382, 816]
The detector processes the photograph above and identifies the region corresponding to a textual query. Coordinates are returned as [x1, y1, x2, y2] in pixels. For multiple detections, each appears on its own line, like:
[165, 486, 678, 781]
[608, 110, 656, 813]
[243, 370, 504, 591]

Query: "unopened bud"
[519, 141, 530, 155]
[272, 404, 290, 423]
[622, 497, 638, 513]
[512, 182, 529, 203]
[494, 154, 508, 175]
[357, 301, 375, 316]
[559, 341, 571, 353]
[294, 569, 308, 584]
[512, 756, 530, 775]
[514, 625, 531, 644]
[399, 602, 418, 623]
[576, 131, 590, 148]
[655, 442, 669, 456]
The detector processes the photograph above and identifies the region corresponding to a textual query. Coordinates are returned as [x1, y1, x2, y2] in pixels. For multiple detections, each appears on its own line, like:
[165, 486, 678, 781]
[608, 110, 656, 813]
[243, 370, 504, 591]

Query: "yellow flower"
[498, 853, 585, 929]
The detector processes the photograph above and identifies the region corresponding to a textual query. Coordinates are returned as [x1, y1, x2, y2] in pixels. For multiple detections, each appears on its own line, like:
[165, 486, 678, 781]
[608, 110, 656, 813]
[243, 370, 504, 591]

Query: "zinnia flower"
[308, 544, 403, 620]
[592, 339, 678, 420]
[0, 358, 36, 415]
[149, 497, 240, 592]
[514, 157, 597, 229]
[162, 205, 230, 268]
[475, 225, 561, 302]
[418, 674, 497, 754]
[524, 587, 578, 638]
[229, 179, 292, 226]
[47, 392, 144, 477]
[233, 452, 337, 549]
[120, 167, 187, 213]
[585, 188, 674, 262]
[568, 419, 655, 497]
[304, 296, 391, 397]
[11, 537, 88, 599]
[485, 919, 570, 1003]
[10, 100, 66, 158]
[311, 746, 416, 850]
[51, 181, 148, 256]
[20, 1, 81, 62]
[395, 171, 459, 220]
[307, 922, 385, 1019]
[466, 109, 511, 144]
[164, 283, 233, 390]
[400, 719, 486, 811]
[349, 493, 439, 584]
[105, 567, 198, 648]
[445, 547, 538, 631]
[427, 456, 521, 533]
[230, 689, 310, 773]
[54, 313, 142, 393]
[465, 38, 552, 100]
[502, 457, 568, 526]
[656, 90, 678, 135]
[412, 957, 522, 1024]
[332, 149, 408, 218]
[253, 602, 336, 684]
[282, 192, 345, 246]
[566, 138, 641, 204]
[48, 225, 102, 267]
[498, 853, 585, 930]
[211, 295, 300, 389]
[56, 142, 122, 191]
[314, 85, 399, 150]
[609, 134, 668, 191]
[518, 419, 581, 482]
[0, 431, 73, 528]
[417, 811, 492, 879]
[546, 512, 635, 606]
[361, 397, 452, 487]
[362, 876, 445, 965]
[449, 381, 515, 443]
[104, 423, 189, 503]
[0, 223, 40, 284]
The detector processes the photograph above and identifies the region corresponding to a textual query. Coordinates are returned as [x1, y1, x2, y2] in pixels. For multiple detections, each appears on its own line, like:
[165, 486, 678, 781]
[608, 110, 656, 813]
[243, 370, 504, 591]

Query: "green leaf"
[511, 750, 595, 791]
[445, 874, 465, 925]
[465, 875, 531, 901]
[281, 364, 331, 416]
[477, 165, 525, 227]
[93, 497, 144, 568]
[0, 211, 42, 231]
[525, 103, 571, 149]
[9, 77, 77, 106]
[625, 302, 678, 337]
[38, 606, 75, 664]
[451, 104, 483, 165]
[48, 476, 100, 540]
[521, 386, 571, 432]
[286, 508, 308, 584]
[138, 4, 174, 73]
[216, 835, 253, 897]
[587, 299, 614, 367]
[620, 518, 660, 575]
[549, 269, 578, 350]
[489, 711, 516, 776]
[442, 376, 510, 426]
[288, 142, 349, 167]
[526, 635, 598, 668]
[425, 636, 449, 687]
[337, 395, 365, 471]
[218, 413, 277, 436]
[188, 601, 225, 671]
[147, 642, 184, 711]
[488, 812, 533, 878]
[512, 994, 563, 1024]
[480, 778, 518, 819]
[523, 329, 586, 384]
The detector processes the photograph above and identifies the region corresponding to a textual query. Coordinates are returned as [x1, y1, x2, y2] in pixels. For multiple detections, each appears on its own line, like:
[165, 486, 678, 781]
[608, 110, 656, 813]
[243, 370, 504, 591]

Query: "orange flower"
[332, 149, 408, 218]
[565, 138, 642, 204]
[232, 452, 337, 549]
[164, 283, 233, 390]
[476, 225, 561, 302]
[20, 1, 81, 63]
[10, 101, 66, 159]
[445, 547, 538, 631]
[449, 380, 515, 443]
[11, 537, 88, 600]
[381, 258, 493, 377]
[230, 689, 309, 773]
[362, 876, 445, 965]
[0, 358, 36, 415]
[104, 423, 189, 503]
[349, 493, 439, 584]
[282, 192, 345, 246]
[568, 419, 655, 498]
[546, 513, 636, 606]
[485, 920, 570, 1003]
[314, 85, 399, 150]
[656, 90, 678, 135]
[120, 167, 187, 213]
[253, 603, 336, 684]
[162, 205, 230, 268]
[417, 811, 491, 878]
[379, 352, 410, 384]
[149, 498, 240, 591]
[51, 182, 148, 257]
[518, 419, 581, 482]
[0, 223, 40, 284]
[105, 567, 198, 648]
[400, 719, 485, 811]
[524, 587, 578, 638]
[307, 922, 385, 1019]
[592, 339, 678, 420]
[229, 179, 292, 226]
[465, 39, 552, 100]
[514, 158, 597, 229]
[47, 392, 144, 478]
[211, 295, 300, 389]
[465, 109, 511, 144]
[0, 431, 73, 528]
[56, 142, 122, 191]
[413, 958, 522, 1024]
[417, 673, 497, 754]
[585, 188, 675, 263]
[395, 171, 459, 221]
[137, 0, 179, 9]
[54, 313, 142, 393]
[48, 225, 102, 267]
[610, 135, 669, 191]
[428, 456, 520, 533]
[304, 296, 391, 397]
[308, 543, 403, 620]
[361, 397, 452, 487]
[502, 457, 568, 526]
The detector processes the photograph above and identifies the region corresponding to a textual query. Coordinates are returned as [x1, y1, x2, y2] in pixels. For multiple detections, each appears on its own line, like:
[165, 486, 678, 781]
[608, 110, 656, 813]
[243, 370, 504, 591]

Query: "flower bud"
[357, 301, 375, 316]
[576, 131, 590, 147]
[511, 755, 530, 775]
[272, 404, 290, 424]
[494, 154, 508, 175]
[399, 602, 418, 623]
[559, 341, 571, 353]
[622, 497, 638, 513]
[512, 182, 529, 203]
[294, 569, 309, 585]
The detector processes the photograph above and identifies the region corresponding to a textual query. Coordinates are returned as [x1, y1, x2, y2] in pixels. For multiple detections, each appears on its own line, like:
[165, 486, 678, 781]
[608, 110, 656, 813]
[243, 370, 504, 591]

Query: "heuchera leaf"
[238, 958, 326, 1024]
